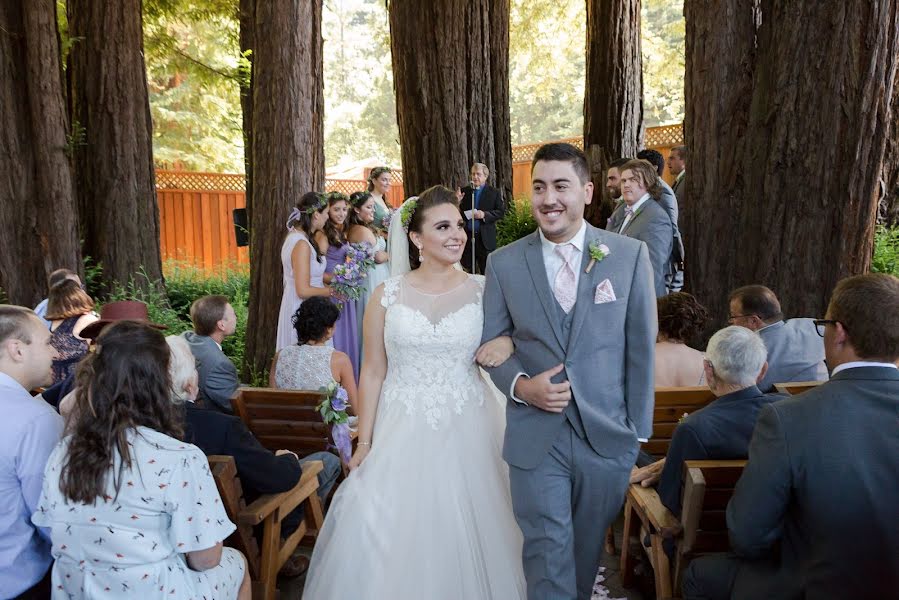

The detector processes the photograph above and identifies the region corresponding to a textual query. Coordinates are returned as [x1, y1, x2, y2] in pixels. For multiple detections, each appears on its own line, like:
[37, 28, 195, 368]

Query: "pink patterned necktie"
[553, 243, 577, 314]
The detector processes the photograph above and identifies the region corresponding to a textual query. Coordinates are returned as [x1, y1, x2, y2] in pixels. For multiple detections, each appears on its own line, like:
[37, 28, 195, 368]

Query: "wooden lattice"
[510, 124, 684, 163]
[156, 170, 247, 192]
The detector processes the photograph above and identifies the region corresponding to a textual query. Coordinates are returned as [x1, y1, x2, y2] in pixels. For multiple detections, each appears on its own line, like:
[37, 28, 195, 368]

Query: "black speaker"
[233, 208, 249, 247]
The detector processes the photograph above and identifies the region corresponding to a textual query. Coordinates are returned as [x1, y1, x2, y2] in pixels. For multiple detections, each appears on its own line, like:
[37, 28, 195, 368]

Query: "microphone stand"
[469, 181, 477, 274]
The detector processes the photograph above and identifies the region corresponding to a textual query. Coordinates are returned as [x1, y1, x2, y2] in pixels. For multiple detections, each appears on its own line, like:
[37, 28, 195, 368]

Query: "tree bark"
[67, 0, 163, 291]
[880, 76, 899, 227]
[243, 0, 325, 379]
[583, 0, 643, 227]
[238, 0, 254, 219]
[686, 0, 899, 325]
[389, 0, 512, 197]
[0, 0, 81, 306]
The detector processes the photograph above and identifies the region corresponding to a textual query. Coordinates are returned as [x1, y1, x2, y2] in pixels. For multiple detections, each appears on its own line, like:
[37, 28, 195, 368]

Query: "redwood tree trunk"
[686, 0, 899, 325]
[0, 0, 81, 305]
[583, 0, 643, 227]
[239, 0, 254, 220]
[880, 79, 899, 227]
[67, 0, 163, 290]
[389, 0, 512, 197]
[243, 0, 325, 378]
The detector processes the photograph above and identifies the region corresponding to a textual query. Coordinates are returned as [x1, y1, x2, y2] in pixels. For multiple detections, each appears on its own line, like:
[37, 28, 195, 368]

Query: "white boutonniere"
[585, 240, 611, 274]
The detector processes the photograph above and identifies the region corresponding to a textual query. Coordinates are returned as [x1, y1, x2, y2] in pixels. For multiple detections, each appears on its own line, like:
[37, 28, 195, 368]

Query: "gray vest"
[555, 298, 587, 438]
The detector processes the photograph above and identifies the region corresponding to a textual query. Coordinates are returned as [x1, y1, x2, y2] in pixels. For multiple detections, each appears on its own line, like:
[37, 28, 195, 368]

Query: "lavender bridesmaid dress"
[325, 243, 360, 381]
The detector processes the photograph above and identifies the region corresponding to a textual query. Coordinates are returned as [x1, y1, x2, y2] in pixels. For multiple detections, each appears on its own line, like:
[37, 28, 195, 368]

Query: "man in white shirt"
[605, 159, 673, 297]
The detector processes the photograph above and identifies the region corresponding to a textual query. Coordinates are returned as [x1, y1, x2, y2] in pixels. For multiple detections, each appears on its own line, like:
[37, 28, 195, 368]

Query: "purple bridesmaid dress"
[325, 243, 360, 381]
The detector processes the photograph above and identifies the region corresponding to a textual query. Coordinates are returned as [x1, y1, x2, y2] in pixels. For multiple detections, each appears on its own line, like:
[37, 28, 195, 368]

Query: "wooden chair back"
[773, 380, 823, 395]
[208, 455, 262, 581]
[644, 387, 716, 456]
[673, 459, 747, 593]
[232, 387, 330, 458]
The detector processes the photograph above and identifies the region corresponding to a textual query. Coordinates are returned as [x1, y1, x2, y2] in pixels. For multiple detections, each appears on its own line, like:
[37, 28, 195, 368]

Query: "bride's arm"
[348, 284, 388, 470]
[475, 336, 513, 367]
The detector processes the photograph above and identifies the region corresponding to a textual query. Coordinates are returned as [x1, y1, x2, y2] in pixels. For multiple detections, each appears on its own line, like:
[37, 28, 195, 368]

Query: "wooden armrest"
[238, 460, 323, 526]
[627, 483, 680, 536]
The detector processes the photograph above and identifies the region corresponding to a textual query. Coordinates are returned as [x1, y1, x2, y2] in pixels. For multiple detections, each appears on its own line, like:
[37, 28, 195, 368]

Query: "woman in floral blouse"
[33, 321, 249, 599]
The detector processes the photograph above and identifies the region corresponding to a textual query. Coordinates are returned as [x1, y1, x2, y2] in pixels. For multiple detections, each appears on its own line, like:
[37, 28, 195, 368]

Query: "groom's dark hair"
[532, 143, 590, 185]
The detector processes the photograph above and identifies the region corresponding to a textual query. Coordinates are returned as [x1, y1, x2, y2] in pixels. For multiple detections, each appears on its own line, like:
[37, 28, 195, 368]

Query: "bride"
[302, 186, 526, 599]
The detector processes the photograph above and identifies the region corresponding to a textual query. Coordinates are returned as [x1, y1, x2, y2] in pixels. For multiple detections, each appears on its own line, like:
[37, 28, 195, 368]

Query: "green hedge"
[496, 196, 538, 247]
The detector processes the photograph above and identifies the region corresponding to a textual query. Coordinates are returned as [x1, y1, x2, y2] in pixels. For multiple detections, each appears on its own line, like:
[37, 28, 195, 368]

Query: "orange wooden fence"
[157, 125, 683, 269]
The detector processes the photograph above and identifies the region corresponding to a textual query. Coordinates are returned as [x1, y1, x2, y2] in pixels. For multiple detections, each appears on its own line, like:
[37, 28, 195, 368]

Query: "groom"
[483, 143, 656, 599]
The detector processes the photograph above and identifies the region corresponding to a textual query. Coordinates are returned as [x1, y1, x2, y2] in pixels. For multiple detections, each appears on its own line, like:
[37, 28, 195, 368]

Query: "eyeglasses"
[813, 319, 842, 337]
[727, 313, 755, 323]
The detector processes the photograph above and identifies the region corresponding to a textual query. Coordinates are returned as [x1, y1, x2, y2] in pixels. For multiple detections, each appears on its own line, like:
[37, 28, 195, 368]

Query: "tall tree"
[0, 0, 81, 305]
[243, 0, 325, 378]
[389, 0, 512, 197]
[583, 0, 643, 227]
[880, 78, 899, 227]
[68, 0, 163, 289]
[685, 0, 899, 325]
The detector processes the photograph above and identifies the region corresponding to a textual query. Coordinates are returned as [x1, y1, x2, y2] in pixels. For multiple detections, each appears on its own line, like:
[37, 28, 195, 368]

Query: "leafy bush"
[497, 196, 538, 247]
[872, 226, 899, 276]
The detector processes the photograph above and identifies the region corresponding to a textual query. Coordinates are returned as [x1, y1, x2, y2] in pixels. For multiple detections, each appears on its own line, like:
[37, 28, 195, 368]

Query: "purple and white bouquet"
[317, 380, 352, 463]
[330, 242, 376, 309]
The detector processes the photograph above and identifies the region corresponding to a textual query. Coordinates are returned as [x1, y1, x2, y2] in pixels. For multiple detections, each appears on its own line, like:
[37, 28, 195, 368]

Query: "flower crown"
[349, 191, 372, 207]
[305, 193, 328, 215]
[400, 198, 418, 233]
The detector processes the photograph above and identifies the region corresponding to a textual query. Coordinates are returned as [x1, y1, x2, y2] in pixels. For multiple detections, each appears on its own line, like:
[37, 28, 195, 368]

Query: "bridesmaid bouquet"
[331, 243, 376, 309]
[317, 380, 352, 463]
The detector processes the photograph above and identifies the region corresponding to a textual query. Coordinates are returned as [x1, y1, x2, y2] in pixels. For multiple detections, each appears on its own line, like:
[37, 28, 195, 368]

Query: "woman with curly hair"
[32, 321, 250, 599]
[655, 292, 710, 386]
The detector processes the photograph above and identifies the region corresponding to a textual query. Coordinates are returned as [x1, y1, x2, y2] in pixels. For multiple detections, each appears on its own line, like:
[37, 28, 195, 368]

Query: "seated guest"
[633, 326, 783, 516]
[33, 268, 80, 328]
[45, 279, 98, 383]
[271, 296, 358, 412]
[655, 292, 709, 387]
[53, 300, 167, 419]
[166, 335, 341, 578]
[32, 321, 250, 599]
[728, 284, 827, 391]
[684, 274, 899, 600]
[0, 306, 64, 599]
[182, 295, 240, 413]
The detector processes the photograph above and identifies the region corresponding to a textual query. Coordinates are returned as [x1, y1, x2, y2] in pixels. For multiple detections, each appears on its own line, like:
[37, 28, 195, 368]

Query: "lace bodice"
[379, 274, 487, 429]
[274, 344, 335, 391]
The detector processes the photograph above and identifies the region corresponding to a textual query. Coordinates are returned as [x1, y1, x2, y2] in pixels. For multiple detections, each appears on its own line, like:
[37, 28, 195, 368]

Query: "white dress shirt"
[831, 361, 898, 376]
[619, 193, 650, 233]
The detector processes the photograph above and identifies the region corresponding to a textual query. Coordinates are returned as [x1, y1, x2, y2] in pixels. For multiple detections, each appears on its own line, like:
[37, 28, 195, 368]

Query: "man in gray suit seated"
[727, 285, 828, 391]
[683, 273, 899, 599]
[606, 159, 673, 297]
[182, 295, 240, 413]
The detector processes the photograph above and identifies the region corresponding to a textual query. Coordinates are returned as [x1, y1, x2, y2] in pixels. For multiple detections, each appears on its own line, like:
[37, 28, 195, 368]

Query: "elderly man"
[182, 295, 240, 413]
[605, 159, 673, 297]
[728, 285, 827, 392]
[684, 273, 899, 600]
[460, 162, 505, 274]
[631, 326, 784, 516]
[0, 306, 64, 598]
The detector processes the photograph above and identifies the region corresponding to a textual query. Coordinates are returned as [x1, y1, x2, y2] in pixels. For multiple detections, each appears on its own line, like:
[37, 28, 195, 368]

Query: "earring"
[417, 244, 425, 262]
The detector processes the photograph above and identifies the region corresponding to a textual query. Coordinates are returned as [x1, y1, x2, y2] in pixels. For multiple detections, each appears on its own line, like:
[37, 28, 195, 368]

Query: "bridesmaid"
[315, 192, 360, 381]
[346, 191, 390, 359]
[366, 166, 392, 231]
[276, 192, 332, 351]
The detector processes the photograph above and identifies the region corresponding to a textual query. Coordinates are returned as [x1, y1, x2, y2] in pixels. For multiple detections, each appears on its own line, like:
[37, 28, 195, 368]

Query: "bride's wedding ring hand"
[348, 445, 371, 471]
[475, 336, 514, 368]
[514, 364, 571, 413]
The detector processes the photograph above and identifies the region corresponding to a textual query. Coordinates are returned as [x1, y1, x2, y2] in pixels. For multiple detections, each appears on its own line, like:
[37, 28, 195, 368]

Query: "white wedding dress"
[303, 274, 526, 599]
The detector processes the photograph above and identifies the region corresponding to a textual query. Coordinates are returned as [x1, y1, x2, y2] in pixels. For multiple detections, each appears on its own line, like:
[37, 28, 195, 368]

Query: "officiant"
[460, 162, 505, 274]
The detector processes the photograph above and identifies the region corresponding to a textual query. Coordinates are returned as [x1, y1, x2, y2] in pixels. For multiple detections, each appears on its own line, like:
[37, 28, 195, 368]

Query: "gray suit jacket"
[482, 224, 657, 469]
[726, 366, 899, 599]
[756, 319, 828, 392]
[606, 198, 673, 297]
[182, 331, 239, 413]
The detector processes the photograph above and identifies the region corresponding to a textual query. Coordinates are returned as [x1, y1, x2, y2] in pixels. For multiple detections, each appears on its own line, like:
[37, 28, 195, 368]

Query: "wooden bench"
[773, 380, 824, 395]
[620, 459, 746, 599]
[232, 387, 332, 458]
[644, 386, 717, 457]
[209, 455, 325, 600]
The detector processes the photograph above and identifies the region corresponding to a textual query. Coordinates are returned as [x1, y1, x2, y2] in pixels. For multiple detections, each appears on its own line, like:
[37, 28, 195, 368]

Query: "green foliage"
[642, 0, 686, 126]
[65, 121, 87, 157]
[0, 287, 8, 304]
[872, 226, 899, 276]
[497, 197, 538, 247]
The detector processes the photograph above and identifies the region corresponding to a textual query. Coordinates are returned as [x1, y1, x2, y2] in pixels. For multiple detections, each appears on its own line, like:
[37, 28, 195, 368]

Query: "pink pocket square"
[594, 279, 617, 304]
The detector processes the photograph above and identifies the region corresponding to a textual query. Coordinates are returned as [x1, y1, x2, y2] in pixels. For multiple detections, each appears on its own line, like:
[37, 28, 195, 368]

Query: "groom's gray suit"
[483, 221, 656, 599]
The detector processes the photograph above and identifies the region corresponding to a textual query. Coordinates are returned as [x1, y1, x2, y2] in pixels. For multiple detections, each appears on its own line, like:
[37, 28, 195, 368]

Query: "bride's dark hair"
[407, 185, 461, 270]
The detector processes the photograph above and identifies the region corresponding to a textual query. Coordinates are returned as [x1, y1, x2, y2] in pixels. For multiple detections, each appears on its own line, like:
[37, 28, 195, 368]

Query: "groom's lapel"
[567, 225, 603, 351]
[525, 234, 567, 349]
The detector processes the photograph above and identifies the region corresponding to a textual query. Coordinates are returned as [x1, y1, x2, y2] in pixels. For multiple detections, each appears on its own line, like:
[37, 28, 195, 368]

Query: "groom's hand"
[515, 364, 571, 413]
